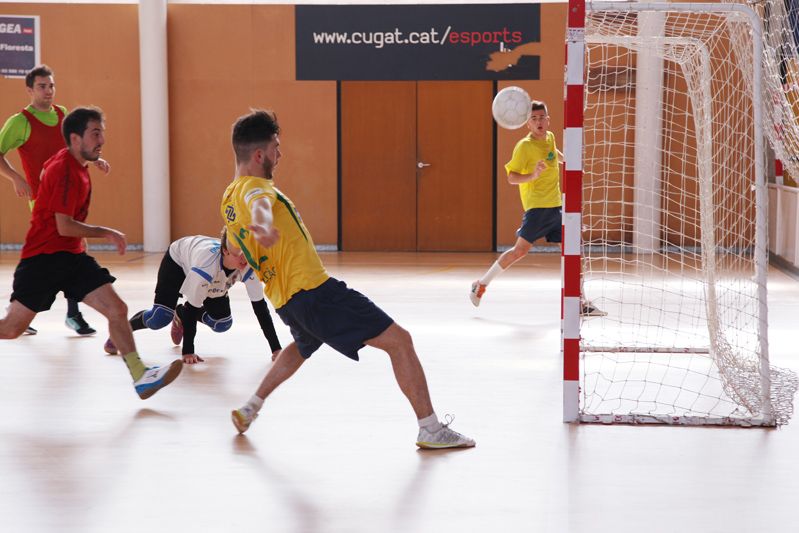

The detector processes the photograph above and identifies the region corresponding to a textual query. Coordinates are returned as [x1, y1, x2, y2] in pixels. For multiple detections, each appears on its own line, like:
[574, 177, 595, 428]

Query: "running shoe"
[469, 281, 487, 307]
[133, 360, 183, 399]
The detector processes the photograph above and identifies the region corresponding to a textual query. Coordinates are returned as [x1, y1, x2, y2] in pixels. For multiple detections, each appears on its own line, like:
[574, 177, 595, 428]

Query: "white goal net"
[577, 3, 797, 425]
[735, 0, 799, 181]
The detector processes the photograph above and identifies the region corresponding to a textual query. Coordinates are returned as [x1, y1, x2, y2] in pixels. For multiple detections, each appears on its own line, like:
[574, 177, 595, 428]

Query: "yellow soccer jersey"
[504, 131, 562, 211]
[220, 175, 329, 309]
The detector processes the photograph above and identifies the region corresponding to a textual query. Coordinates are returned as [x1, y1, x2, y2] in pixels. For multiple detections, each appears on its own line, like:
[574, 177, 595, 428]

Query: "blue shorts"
[517, 207, 562, 244]
[275, 277, 394, 361]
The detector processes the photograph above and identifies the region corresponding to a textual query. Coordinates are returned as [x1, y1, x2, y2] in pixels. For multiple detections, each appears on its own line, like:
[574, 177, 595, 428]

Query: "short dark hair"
[25, 64, 53, 88]
[531, 100, 548, 115]
[232, 109, 280, 164]
[220, 227, 229, 252]
[62, 106, 104, 145]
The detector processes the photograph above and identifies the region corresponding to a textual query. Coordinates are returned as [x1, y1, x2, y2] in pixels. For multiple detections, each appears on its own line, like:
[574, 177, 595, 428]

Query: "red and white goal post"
[562, 1, 798, 426]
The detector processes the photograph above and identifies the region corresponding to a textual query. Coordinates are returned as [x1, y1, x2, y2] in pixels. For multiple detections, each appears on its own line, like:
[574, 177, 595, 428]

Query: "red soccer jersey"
[21, 148, 91, 259]
[17, 106, 65, 199]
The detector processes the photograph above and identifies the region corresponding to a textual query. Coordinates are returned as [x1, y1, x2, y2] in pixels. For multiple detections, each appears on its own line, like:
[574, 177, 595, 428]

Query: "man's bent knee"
[142, 304, 174, 329]
[202, 313, 232, 333]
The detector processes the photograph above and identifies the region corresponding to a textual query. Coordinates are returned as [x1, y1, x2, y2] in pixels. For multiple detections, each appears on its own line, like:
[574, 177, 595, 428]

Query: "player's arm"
[507, 160, 548, 185]
[93, 158, 111, 175]
[179, 302, 204, 364]
[251, 298, 282, 359]
[0, 155, 30, 198]
[247, 197, 280, 248]
[556, 148, 565, 163]
[0, 115, 32, 198]
[54, 213, 126, 255]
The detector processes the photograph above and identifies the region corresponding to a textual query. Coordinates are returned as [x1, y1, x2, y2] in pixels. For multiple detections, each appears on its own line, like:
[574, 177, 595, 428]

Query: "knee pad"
[202, 312, 232, 333]
[142, 304, 175, 330]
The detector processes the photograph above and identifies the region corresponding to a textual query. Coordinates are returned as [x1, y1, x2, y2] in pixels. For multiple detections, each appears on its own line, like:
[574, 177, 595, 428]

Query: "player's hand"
[247, 224, 280, 248]
[104, 228, 127, 255]
[12, 176, 31, 198]
[183, 354, 205, 364]
[534, 160, 547, 177]
[94, 158, 111, 175]
[271, 349, 281, 362]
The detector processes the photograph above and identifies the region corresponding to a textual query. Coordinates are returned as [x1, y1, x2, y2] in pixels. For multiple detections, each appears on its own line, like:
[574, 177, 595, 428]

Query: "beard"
[262, 159, 275, 179]
[80, 147, 101, 162]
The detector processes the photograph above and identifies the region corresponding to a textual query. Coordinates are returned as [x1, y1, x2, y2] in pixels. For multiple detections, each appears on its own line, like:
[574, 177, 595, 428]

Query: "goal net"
[735, 0, 799, 181]
[568, 2, 798, 425]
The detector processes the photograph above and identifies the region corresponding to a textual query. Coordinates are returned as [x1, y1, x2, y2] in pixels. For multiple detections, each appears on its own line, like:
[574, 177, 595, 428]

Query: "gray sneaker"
[416, 417, 476, 449]
[65, 312, 96, 336]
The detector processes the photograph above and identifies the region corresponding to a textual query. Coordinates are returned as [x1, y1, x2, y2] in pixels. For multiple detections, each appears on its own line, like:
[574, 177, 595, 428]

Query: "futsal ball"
[492, 86, 532, 130]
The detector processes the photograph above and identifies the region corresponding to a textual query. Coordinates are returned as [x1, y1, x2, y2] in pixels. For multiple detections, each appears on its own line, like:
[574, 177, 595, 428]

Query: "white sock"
[418, 412, 442, 433]
[246, 395, 264, 412]
[479, 261, 505, 286]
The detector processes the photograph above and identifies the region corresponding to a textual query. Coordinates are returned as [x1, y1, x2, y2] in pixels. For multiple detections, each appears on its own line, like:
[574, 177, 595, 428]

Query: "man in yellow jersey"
[221, 109, 474, 449]
[469, 99, 605, 316]
[0, 65, 109, 335]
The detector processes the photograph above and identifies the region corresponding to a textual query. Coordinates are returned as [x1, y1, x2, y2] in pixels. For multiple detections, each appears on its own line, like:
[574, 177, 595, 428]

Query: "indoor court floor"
[1, 250, 798, 533]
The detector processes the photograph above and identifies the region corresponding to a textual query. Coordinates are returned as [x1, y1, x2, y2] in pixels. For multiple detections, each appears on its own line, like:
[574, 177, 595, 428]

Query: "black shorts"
[11, 252, 116, 313]
[275, 277, 394, 361]
[517, 207, 562, 244]
[153, 251, 230, 318]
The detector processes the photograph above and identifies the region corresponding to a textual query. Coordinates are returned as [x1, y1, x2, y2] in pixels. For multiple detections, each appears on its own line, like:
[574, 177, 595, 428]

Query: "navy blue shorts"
[275, 277, 394, 361]
[11, 252, 116, 313]
[517, 207, 562, 244]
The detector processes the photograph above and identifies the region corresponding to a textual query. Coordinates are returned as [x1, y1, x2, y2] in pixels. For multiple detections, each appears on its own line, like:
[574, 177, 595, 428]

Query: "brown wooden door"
[341, 81, 493, 251]
[341, 82, 417, 250]
[417, 81, 493, 251]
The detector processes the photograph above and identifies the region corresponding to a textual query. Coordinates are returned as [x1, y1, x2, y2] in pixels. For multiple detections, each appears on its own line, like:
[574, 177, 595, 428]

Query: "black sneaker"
[24, 326, 37, 335]
[65, 312, 97, 336]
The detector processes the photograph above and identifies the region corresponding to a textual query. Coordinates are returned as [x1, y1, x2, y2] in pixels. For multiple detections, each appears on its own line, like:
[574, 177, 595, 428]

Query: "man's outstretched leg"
[471, 236, 532, 307]
[232, 342, 306, 434]
[366, 323, 475, 449]
[0, 301, 37, 339]
[83, 284, 182, 399]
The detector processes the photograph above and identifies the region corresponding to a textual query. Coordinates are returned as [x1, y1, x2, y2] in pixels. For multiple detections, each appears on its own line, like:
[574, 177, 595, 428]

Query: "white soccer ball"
[492, 86, 532, 130]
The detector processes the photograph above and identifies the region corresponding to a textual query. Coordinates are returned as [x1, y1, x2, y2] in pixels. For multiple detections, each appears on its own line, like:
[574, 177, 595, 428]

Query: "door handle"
[417, 161, 431, 169]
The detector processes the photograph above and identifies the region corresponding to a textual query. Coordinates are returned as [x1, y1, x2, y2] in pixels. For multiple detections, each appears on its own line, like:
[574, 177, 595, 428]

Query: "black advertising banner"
[0, 15, 39, 78]
[296, 4, 540, 81]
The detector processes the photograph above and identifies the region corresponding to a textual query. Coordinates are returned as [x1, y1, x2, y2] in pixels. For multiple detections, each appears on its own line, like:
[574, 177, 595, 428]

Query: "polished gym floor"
[1, 251, 797, 533]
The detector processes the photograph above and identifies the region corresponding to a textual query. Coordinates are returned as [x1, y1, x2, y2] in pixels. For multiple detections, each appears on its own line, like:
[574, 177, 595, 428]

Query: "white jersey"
[168, 235, 264, 308]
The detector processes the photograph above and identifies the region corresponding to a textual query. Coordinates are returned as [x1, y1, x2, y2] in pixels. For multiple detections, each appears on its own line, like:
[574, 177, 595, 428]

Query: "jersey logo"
[547, 151, 555, 161]
[225, 205, 236, 222]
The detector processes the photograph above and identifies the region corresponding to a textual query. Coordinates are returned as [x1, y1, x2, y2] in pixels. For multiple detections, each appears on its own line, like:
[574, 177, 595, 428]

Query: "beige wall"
[0, 2, 569, 249]
[167, 4, 338, 244]
[0, 3, 142, 245]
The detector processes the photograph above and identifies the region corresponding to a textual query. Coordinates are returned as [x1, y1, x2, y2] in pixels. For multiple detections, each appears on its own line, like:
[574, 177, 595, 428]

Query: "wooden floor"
[1, 250, 798, 533]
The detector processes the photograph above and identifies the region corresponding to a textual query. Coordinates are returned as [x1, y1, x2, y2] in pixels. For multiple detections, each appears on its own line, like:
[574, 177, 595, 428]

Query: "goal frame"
[561, 2, 771, 425]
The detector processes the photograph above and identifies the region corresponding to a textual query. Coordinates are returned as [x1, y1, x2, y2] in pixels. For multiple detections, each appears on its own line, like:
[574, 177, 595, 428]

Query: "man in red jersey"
[0, 65, 108, 336]
[0, 107, 182, 399]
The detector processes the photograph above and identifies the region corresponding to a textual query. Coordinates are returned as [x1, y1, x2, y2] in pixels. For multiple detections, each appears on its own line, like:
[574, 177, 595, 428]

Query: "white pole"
[138, 0, 171, 252]
[633, 10, 665, 254]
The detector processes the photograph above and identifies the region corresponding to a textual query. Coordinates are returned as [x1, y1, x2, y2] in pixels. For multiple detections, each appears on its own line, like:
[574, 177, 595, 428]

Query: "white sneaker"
[232, 406, 258, 434]
[133, 360, 183, 399]
[580, 301, 608, 317]
[469, 280, 486, 307]
[416, 418, 476, 449]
